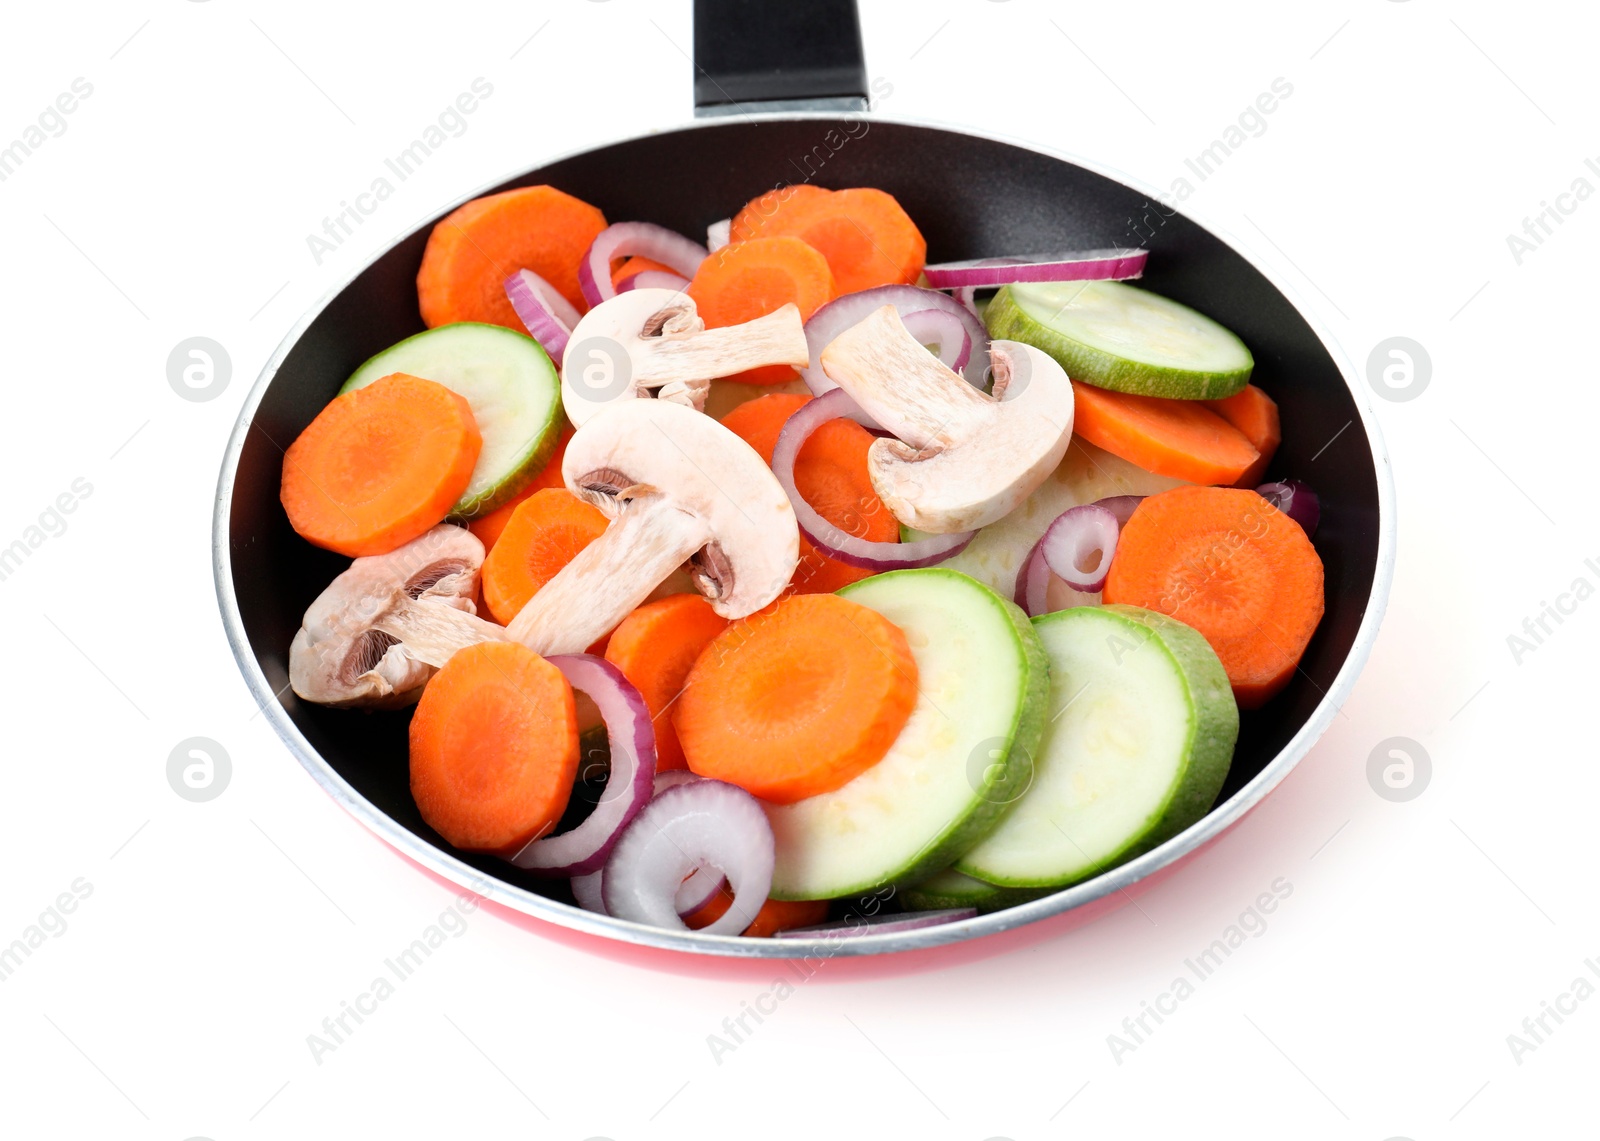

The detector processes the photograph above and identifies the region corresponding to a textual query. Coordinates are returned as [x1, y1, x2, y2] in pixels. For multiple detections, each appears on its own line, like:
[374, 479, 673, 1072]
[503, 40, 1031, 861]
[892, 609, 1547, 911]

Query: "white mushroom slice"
[819, 305, 1076, 534]
[505, 399, 799, 655]
[289, 525, 506, 708]
[560, 288, 809, 427]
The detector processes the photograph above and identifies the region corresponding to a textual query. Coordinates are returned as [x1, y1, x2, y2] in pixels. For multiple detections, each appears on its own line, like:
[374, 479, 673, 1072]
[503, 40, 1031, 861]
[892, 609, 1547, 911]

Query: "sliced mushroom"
[289, 525, 506, 708]
[819, 305, 1076, 533]
[561, 288, 809, 427]
[505, 399, 799, 654]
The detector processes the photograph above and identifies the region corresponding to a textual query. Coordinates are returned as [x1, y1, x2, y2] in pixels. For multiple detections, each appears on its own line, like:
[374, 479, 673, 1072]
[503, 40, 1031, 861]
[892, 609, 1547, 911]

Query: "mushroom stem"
[371, 599, 507, 668]
[505, 497, 711, 655]
[819, 305, 989, 451]
[634, 304, 808, 386]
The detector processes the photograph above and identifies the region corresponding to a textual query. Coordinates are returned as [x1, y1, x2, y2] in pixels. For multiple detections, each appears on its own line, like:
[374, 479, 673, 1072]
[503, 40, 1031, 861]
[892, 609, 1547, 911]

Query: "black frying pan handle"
[692, 0, 868, 116]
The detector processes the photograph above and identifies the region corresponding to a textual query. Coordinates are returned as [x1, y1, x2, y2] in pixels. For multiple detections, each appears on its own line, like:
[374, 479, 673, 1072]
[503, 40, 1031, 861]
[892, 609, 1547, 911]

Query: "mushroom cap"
[819, 306, 1076, 534]
[561, 399, 799, 618]
[561, 289, 705, 427]
[289, 525, 487, 708]
[867, 340, 1075, 532]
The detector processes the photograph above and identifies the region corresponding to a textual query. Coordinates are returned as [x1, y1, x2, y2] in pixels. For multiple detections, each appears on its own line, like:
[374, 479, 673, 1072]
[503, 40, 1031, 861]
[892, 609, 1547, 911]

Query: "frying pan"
[213, 0, 1394, 963]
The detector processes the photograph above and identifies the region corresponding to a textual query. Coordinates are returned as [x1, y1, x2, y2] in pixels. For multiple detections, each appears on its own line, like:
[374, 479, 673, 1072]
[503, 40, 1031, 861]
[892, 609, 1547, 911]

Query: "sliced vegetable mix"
[275, 180, 1328, 939]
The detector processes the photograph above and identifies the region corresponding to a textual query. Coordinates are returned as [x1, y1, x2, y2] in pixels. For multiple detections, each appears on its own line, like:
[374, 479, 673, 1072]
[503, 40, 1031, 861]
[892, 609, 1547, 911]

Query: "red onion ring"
[899, 309, 973, 374]
[569, 771, 727, 918]
[799, 284, 990, 393]
[1257, 479, 1320, 537]
[1014, 497, 1144, 617]
[617, 269, 692, 293]
[772, 388, 976, 570]
[578, 222, 709, 309]
[1041, 504, 1120, 592]
[773, 909, 977, 939]
[504, 269, 578, 367]
[507, 654, 656, 877]
[602, 779, 774, 935]
[923, 247, 1147, 289]
[707, 218, 731, 252]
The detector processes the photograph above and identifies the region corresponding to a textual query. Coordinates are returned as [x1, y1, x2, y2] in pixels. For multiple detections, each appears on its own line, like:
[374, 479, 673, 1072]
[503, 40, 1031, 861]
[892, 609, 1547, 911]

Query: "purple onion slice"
[578, 222, 709, 308]
[923, 248, 1147, 289]
[1040, 504, 1120, 593]
[799, 284, 990, 392]
[1014, 496, 1145, 617]
[1257, 479, 1320, 537]
[506, 654, 656, 877]
[771, 388, 976, 570]
[899, 308, 973, 374]
[773, 909, 977, 939]
[504, 269, 578, 366]
[706, 217, 731, 252]
[602, 779, 774, 935]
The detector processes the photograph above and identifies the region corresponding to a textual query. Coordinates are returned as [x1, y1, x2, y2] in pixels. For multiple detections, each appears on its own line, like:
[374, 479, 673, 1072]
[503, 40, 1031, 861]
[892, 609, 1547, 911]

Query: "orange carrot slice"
[1206, 385, 1281, 487]
[737, 186, 926, 294]
[719, 393, 899, 593]
[409, 641, 578, 853]
[729, 184, 833, 242]
[417, 185, 607, 327]
[1103, 486, 1325, 708]
[686, 237, 836, 385]
[281, 372, 481, 558]
[481, 488, 609, 625]
[1073, 383, 1260, 486]
[467, 423, 574, 552]
[604, 595, 730, 772]
[674, 594, 918, 803]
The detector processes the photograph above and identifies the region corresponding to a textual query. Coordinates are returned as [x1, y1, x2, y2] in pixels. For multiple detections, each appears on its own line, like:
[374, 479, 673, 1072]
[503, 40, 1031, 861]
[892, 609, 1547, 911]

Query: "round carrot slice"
[749, 187, 926, 294]
[605, 595, 730, 771]
[729, 183, 833, 242]
[674, 593, 918, 803]
[686, 237, 836, 385]
[417, 185, 607, 326]
[1103, 486, 1325, 708]
[481, 488, 609, 625]
[409, 641, 579, 853]
[280, 372, 481, 558]
[1073, 384, 1260, 486]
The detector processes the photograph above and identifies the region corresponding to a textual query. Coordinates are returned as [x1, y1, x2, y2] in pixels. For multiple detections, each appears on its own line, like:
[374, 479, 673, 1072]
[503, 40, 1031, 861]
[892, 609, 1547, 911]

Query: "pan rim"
[213, 110, 1397, 959]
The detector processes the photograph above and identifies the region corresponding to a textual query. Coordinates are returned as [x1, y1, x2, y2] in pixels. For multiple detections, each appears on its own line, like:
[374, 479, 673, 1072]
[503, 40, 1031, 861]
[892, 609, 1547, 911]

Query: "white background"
[0, 1, 1593, 1137]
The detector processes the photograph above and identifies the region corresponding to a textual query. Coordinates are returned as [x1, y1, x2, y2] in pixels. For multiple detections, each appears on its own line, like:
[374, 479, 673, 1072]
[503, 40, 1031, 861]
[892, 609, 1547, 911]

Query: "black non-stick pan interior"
[227, 118, 1381, 907]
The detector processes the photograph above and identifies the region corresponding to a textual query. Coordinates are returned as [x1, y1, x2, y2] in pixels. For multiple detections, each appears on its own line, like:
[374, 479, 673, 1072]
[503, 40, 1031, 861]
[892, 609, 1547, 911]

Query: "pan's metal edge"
[212, 109, 1397, 960]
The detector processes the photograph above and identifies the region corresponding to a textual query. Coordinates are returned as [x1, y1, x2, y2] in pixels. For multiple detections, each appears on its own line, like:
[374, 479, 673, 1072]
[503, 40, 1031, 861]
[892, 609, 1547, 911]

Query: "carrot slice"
[409, 641, 578, 853]
[1103, 486, 1325, 708]
[467, 423, 574, 551]
[611, 256, 677, 287]
[720, 393, 899, 593]
[281, 372, 481, 558]
[604, 595, 730, 772]
[686, 237, 836, 384]
[674, 593, 918, 803]
[417, 185, 607, 327]
[1073, 383, 1260, 486]
[1205, 385, 1281, 487]
[729, 183, 832, 242]
[685, 892, 829, 936]
[739, 187, 926, 294]
[481, 488, 609, 625]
